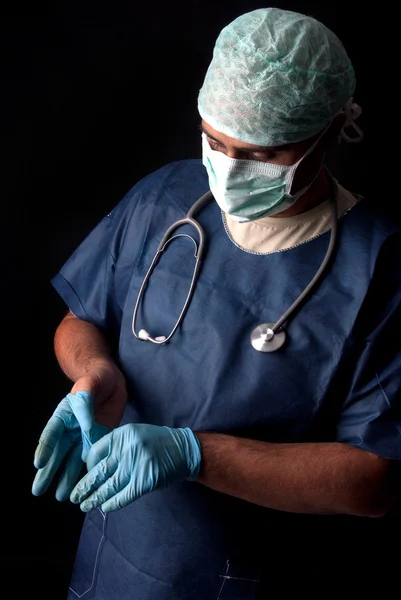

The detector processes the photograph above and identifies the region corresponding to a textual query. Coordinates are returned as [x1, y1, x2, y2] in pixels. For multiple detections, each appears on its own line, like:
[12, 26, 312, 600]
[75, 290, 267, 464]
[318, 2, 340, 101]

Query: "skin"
[200, 114, 347, 217]
[54, 313, 127, 429]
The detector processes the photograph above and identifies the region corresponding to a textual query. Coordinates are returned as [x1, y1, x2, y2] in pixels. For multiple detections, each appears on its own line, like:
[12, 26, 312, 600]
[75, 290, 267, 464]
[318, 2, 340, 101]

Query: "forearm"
[53, 312, 127, 429]
[54, 311, 119, 381]
[196, 433, 395, 517]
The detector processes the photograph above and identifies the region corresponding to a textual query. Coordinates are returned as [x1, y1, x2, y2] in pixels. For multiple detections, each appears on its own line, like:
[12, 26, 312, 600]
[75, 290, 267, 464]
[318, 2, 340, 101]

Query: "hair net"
[198, 8, 356, 146]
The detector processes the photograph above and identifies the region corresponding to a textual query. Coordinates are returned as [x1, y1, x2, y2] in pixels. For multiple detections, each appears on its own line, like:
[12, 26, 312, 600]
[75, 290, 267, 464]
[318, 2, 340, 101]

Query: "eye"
[249, 152, 277, 162]
[206, 135, 278, 162]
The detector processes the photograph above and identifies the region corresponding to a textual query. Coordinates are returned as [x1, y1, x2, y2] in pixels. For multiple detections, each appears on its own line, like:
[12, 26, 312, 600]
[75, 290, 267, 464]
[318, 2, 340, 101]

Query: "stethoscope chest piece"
[250, 323, 286, 353]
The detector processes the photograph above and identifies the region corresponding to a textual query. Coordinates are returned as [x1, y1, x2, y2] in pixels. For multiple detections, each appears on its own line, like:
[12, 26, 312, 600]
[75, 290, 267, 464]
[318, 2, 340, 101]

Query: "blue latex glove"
[70, 423, 202, 512]
[32, 391, 110, 501]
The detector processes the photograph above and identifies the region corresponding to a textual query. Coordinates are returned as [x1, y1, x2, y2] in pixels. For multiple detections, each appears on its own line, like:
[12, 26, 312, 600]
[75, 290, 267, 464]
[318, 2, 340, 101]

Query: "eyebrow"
[199, 123, 287, 152]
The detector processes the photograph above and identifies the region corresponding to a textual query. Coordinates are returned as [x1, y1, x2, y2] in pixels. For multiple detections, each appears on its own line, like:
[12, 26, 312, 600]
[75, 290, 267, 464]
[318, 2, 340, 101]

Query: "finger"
[81, 423, 111, 463]
[55, 444, 85, 502]
[32, 435, 75, 497]
[34, 416, 65, 469]
[86, 434, 111, 471]
[101, 485, 136, 513]
[79, 469, 131, 513]
[67, 391, 94, 432]
[70, 456, 117, 505]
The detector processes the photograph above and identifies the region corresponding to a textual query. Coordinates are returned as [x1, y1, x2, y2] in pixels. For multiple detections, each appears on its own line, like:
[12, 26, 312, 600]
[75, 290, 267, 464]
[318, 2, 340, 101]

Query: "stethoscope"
[132, 173, 338, 352]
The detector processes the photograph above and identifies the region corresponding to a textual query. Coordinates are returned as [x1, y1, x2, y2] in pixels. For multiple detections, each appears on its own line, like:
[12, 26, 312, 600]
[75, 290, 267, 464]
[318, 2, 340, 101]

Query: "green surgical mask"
[201, 132, 324, 221]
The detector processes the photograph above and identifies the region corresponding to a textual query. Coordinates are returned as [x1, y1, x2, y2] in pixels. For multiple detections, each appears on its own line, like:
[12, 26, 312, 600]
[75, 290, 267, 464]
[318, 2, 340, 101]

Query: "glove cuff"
[180, 427, 202, 481]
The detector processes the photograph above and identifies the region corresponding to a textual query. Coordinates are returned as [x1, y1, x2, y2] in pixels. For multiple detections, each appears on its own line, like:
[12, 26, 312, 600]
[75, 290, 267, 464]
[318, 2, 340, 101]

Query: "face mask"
[201, 131, 324, 222]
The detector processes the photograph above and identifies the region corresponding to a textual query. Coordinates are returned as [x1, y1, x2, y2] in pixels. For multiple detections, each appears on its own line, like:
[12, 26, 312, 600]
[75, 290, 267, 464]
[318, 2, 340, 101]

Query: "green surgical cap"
[198, 7, 356, 146]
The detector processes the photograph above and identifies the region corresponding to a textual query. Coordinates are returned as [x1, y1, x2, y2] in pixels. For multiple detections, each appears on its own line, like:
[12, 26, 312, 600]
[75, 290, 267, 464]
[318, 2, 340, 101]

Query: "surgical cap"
[198, 7, 356, 146]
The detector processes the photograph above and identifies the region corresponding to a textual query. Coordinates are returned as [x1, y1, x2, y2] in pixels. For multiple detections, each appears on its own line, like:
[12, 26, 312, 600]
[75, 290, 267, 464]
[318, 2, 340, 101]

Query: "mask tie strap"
[339, 97, 364, 144]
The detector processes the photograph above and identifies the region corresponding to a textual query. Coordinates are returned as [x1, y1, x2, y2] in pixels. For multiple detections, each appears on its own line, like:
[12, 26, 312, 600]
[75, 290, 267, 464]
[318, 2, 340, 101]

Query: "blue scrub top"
[52, 159, 401, 600]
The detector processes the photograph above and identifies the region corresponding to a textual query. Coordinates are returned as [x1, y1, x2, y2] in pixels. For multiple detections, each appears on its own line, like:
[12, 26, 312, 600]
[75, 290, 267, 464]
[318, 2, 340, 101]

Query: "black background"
[3, 1, 398, 598]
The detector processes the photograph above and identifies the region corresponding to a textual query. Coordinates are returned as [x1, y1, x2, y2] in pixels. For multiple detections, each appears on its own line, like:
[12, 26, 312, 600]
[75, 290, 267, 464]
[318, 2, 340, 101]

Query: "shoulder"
[105, 159, 209, 261]
[337, 184, 401, 261]
[135, 158, 206, 189]
[116, 158, 208, 217]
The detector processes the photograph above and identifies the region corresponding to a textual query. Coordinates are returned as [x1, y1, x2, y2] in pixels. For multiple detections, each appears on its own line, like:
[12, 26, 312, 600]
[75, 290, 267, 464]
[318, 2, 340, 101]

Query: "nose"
[225, 146, 246, 160]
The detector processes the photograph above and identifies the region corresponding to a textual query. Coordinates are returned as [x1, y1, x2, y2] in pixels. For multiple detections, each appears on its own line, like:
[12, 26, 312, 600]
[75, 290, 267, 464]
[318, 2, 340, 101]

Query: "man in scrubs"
[32, 8, 400, 600]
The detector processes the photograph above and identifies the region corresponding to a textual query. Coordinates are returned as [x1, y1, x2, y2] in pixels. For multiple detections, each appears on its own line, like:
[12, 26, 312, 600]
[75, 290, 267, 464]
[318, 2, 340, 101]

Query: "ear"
[323, 113, 347, 149]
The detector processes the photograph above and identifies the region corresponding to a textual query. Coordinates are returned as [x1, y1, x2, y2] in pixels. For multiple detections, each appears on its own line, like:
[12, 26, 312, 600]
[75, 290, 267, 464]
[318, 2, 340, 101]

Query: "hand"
[32, 363, 126, 501]
[71, 362, 128, 430]
[70, 423, 202, 512]
[32, 391, 110, 501]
